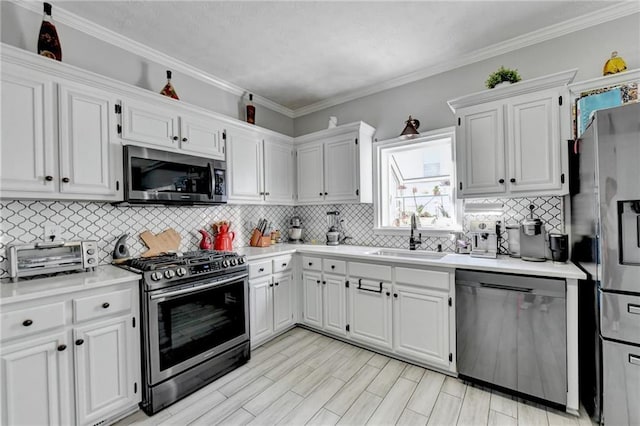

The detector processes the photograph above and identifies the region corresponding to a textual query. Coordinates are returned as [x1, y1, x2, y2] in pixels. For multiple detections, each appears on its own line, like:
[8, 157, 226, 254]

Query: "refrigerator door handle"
[636, 215, 639, 248]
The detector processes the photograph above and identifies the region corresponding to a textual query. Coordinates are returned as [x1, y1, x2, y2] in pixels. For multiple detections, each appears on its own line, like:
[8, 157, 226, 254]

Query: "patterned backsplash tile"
[0, 196, 563, 278]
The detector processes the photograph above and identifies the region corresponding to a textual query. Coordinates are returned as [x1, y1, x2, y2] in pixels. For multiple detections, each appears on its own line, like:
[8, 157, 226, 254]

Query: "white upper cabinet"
[1, 61, 122, 201]
[448, 69, 576, 198]
[121, 100, 226, 160]
[295, 122, 375, 204]
[227, 126, 295, 205]
[0, 65, 57, 195]
[58, 82, 120, 198]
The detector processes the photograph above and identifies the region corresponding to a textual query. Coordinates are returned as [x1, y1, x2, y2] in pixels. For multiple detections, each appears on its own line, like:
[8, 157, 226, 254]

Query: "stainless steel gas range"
[122, 251, 250, 415]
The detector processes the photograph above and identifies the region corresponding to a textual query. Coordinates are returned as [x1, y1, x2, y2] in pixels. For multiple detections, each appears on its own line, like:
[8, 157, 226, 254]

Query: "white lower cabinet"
[302, 271, 323, 328]
[323, 274, 347, 336]
[348, 278, 393, 349]
[248, 256, 296, 347]
[0, 279, 140, 426]
[392, 284, 450, 369]
[0, 332, 71, 426]
[74, 316, 138, 426]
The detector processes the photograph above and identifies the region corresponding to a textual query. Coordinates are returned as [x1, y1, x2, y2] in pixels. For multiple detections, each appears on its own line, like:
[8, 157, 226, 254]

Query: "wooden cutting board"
[140, 228, 182, 257]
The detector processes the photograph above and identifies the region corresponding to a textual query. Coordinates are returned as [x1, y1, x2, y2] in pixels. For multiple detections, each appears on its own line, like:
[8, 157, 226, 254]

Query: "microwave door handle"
[150, 273, 248, 300]
[208, 163, 214, 198]
[636, 215, 639, 248]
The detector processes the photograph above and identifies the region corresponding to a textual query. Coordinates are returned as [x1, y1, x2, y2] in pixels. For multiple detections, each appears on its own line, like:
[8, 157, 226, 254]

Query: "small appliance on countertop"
[520, 205, 547, 262]
[549, 233, 569, 263]
[7, 240, 99, 281]
[326, 211, 341, 246]
[506, 224, 521, 258]
[469, 220, 498, 258]
[288, 216, 303, 243]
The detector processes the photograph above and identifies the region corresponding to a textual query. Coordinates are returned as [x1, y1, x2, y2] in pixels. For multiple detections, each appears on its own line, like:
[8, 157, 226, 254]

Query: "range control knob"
[164, 270, 175, 279]
[222, 260, 230, 268]
[87, 258, 96, 264]
[238, 256, 246, 264]
[230, 258, 238, 266]
[86, 248, 95, 255]
[151, 272, 163, 281]
[176, 267, 187, 277]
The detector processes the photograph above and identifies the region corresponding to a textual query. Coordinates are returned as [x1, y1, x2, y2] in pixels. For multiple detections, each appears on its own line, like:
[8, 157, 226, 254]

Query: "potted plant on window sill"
[486, 66, 522, 89]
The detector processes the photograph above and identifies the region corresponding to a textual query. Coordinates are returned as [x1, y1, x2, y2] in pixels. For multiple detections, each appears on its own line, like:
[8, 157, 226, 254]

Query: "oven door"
[146, 272, 248, 385]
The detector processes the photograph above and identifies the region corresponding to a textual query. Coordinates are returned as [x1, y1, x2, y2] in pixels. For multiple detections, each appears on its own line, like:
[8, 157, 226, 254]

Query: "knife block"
[249, 229, 271, 247]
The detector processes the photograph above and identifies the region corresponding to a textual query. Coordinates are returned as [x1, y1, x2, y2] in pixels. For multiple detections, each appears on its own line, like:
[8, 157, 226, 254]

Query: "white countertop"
[237, 244, 586, 280]
[0, 265, 141, 305]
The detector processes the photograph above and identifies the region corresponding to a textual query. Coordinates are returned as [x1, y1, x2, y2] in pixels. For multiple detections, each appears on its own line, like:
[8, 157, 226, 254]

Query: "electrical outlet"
[43, 223, 61, 241]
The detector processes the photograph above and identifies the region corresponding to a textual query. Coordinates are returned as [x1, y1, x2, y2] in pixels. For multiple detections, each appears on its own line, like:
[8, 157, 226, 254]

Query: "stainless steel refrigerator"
[571, 102, 639, 425]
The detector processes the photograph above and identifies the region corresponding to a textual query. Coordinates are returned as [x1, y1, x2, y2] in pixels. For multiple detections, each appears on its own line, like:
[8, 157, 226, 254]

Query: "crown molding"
[292, 2, 640, 118]
[9, 0, 296, 119]
[568, 68, 640, 95]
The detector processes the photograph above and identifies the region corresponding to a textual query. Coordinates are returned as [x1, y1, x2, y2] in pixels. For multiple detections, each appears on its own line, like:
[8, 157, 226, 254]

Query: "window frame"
[372, 126, 462, 236]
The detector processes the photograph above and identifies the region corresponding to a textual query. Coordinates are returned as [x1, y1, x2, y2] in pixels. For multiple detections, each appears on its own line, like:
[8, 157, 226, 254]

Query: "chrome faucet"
[409, 213, 422, 250]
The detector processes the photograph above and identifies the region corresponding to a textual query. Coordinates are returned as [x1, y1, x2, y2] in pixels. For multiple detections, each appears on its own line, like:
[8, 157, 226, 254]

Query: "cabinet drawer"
[273, 255, 294, 273]
[395, 267, 450, 291]
[349, 262, 391, 281]
[302, 256, 322, 271]
[1, 302, 66, 341]
[249, 260, 272, 278]
[73, 289, 132, 323]
[323, 259, 346, 275]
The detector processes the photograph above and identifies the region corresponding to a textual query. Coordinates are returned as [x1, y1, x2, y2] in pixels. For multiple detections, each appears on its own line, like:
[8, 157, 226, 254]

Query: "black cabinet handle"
[265, 192, 270, 196]
[282, 263, 287, 267]
[275, 282, 279, 286]
[316, 280, 320, 284]
[259, 267, 264, 272]
[324, 192, 328, 196]
[22, 319, 33, 327]
[331, 265, 335, 269]
[308, 262, 313, 266]
[322, 281, 326, 285]
[173, 136, 179, 141]
[357, 279, 383, 294]
[394, 293, 398, 298]
[61, 177, 70, 183]
[498, 178, 505, 184]
[45, 175, 53, 181]
[57, 344, 67, 351]
[102, 302, 110, 309]
[319, 192, 323, 196]
[182, 137, 188, 142]
[510, 178, 516, 183]
[269, 283, 274, 287]
[75, 339, 84, 346]
[386, 291, 391, 296]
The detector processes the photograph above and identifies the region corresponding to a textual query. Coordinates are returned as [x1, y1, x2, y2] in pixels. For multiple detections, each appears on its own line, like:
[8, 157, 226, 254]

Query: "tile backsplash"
[0, 196, 563, 279]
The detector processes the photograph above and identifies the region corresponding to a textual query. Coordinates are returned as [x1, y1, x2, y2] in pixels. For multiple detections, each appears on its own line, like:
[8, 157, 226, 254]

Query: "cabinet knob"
[498, 178, 505, 184]
[281, 263, 287, 267]
[269, 283, 274, 287]
[386, 291, 391, 297]
[102, 302, 110, 309]
[322, 281, 326, 285]
[258, 267, 264, 272]
[510, 178, 516, 183]
[308, 262, 313, 266]
[61, 177, 70, 183]
[316, 280, 320, 284]
[265, 192, 270, 196]
[319, 192, 323, 196]
[275, 282, 279, 286]
[57, 344, 67, 351]
[324, 192, 328, 196]
[393, 293, 398, 298]
[173, 136, 179, 141]
[22, 319, 33, 327]
[75, 339, 84, 346]
[182, 137, 188, 142]
[331, 265, 335, 269]
[45, 175, 53, 181]
[259, 192, 264, 195]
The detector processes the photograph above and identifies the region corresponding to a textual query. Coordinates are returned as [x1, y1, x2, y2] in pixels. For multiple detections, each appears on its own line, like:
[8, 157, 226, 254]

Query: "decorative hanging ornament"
[160, 70, 180, 100]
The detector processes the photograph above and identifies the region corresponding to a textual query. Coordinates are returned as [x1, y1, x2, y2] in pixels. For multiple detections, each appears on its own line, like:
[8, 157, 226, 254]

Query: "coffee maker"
[469, 220, 498, 258]
[288, 216, 303, 243]
[520, 205, 547, 262]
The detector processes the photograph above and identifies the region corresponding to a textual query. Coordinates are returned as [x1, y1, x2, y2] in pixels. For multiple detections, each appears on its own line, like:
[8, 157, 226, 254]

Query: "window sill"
[373, 226, 463, 237]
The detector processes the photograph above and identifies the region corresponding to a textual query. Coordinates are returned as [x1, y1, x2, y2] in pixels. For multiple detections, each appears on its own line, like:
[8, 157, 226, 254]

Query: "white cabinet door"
[58, 83, 120, 199]
[121, 100, 178, 149]
[273, 272, 294, 333]
[393, 284, 450, 369]
[179, 114, 225, 159]
[74, 316, 137, 426]
[348, 280, 392, 349]
[0, 66, 57, 195]
[249, 276, 273, 345]
[296, 143, 324, 203]
[507, 90, 562, 193]
[1, 332, 71, 426]
[457, 102, 506, 196]
[302, 271, 323, 328]
[263, 139, 294, 204]
[323, 273, 347, 336]
[324, 137, 358, 202]
[227, 128, 264, 202]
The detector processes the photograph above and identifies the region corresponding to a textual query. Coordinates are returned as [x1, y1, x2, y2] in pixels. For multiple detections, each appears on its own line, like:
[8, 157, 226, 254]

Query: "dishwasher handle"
[480, 282, 533, 293]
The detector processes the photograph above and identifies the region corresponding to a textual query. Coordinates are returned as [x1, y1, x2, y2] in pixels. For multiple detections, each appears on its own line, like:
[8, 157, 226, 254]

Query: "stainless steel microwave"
[122, 145, 227, 205]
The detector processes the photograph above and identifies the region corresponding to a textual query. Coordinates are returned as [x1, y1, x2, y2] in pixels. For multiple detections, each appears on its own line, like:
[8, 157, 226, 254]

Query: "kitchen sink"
[369, 248, 446, 260]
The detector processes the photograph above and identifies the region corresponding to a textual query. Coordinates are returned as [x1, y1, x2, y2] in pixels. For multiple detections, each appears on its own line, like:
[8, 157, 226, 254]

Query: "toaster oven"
[7, 240, 99, 281]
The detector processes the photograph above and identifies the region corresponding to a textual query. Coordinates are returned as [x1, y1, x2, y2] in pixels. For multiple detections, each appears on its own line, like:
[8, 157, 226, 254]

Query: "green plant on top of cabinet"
[295, 122, 375, 204]
[448, 69, 577, 198]
[227, 126, 295, 205]
[120, 99, 226, 160]
[1, 64, 122, 201]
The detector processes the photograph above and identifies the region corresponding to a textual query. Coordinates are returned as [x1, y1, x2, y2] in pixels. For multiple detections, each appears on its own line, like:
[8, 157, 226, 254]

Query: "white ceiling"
[58, 1, 622, 111]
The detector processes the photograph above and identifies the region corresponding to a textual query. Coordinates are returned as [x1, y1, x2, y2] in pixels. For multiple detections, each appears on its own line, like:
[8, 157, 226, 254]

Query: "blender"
[326, 211, 341, 245]
[288, 216, 303, 243]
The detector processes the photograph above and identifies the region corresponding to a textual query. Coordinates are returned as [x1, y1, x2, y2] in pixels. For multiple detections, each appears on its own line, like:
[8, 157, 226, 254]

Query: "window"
[374, 127, 460, 233]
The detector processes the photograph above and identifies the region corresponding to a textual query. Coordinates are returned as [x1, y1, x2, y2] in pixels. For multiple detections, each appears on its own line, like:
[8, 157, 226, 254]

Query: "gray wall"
[293, 13, 640, 140]
[0, 1, 294, 136]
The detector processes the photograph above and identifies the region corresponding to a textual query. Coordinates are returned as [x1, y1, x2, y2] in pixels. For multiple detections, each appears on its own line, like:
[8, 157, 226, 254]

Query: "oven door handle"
[150, 273, 248, 300]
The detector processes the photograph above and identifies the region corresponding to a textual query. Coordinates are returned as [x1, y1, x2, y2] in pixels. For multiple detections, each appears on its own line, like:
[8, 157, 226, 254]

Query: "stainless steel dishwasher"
[456, 270, 567, 406]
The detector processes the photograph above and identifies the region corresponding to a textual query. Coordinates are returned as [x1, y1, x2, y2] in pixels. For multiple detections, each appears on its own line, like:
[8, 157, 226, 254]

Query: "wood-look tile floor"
[116, 328, 595, 426]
